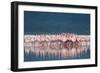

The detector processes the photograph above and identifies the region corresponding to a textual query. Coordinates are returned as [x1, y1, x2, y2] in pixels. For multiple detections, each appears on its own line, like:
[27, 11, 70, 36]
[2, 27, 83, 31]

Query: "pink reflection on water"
[24, 33, 90, 58]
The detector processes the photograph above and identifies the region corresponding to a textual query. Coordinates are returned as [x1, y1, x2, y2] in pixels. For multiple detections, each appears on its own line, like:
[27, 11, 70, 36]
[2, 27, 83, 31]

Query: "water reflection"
[24, 33, 90, 61]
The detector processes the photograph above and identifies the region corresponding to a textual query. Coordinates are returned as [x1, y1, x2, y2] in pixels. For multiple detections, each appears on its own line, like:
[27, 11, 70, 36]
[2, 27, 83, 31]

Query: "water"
[24, 49, 90, 61]
[24, 11, 90, 62]
[24, 47, 90, 62]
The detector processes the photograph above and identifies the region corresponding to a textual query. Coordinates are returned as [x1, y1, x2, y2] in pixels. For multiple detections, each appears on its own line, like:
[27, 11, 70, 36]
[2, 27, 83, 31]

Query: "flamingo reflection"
[24, 33, 90, 60]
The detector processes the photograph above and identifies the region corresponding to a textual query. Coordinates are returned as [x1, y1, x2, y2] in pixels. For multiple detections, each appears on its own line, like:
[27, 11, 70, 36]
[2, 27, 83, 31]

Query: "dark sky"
[24, 11, 90, 35]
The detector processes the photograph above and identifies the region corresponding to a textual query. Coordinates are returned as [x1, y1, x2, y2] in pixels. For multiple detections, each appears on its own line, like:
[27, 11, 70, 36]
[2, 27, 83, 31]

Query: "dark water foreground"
[24, 48, 90, 62]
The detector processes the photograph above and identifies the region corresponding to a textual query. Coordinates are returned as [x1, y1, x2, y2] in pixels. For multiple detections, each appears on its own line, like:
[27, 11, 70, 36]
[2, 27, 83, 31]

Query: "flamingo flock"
[24, 33, 90, 58]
